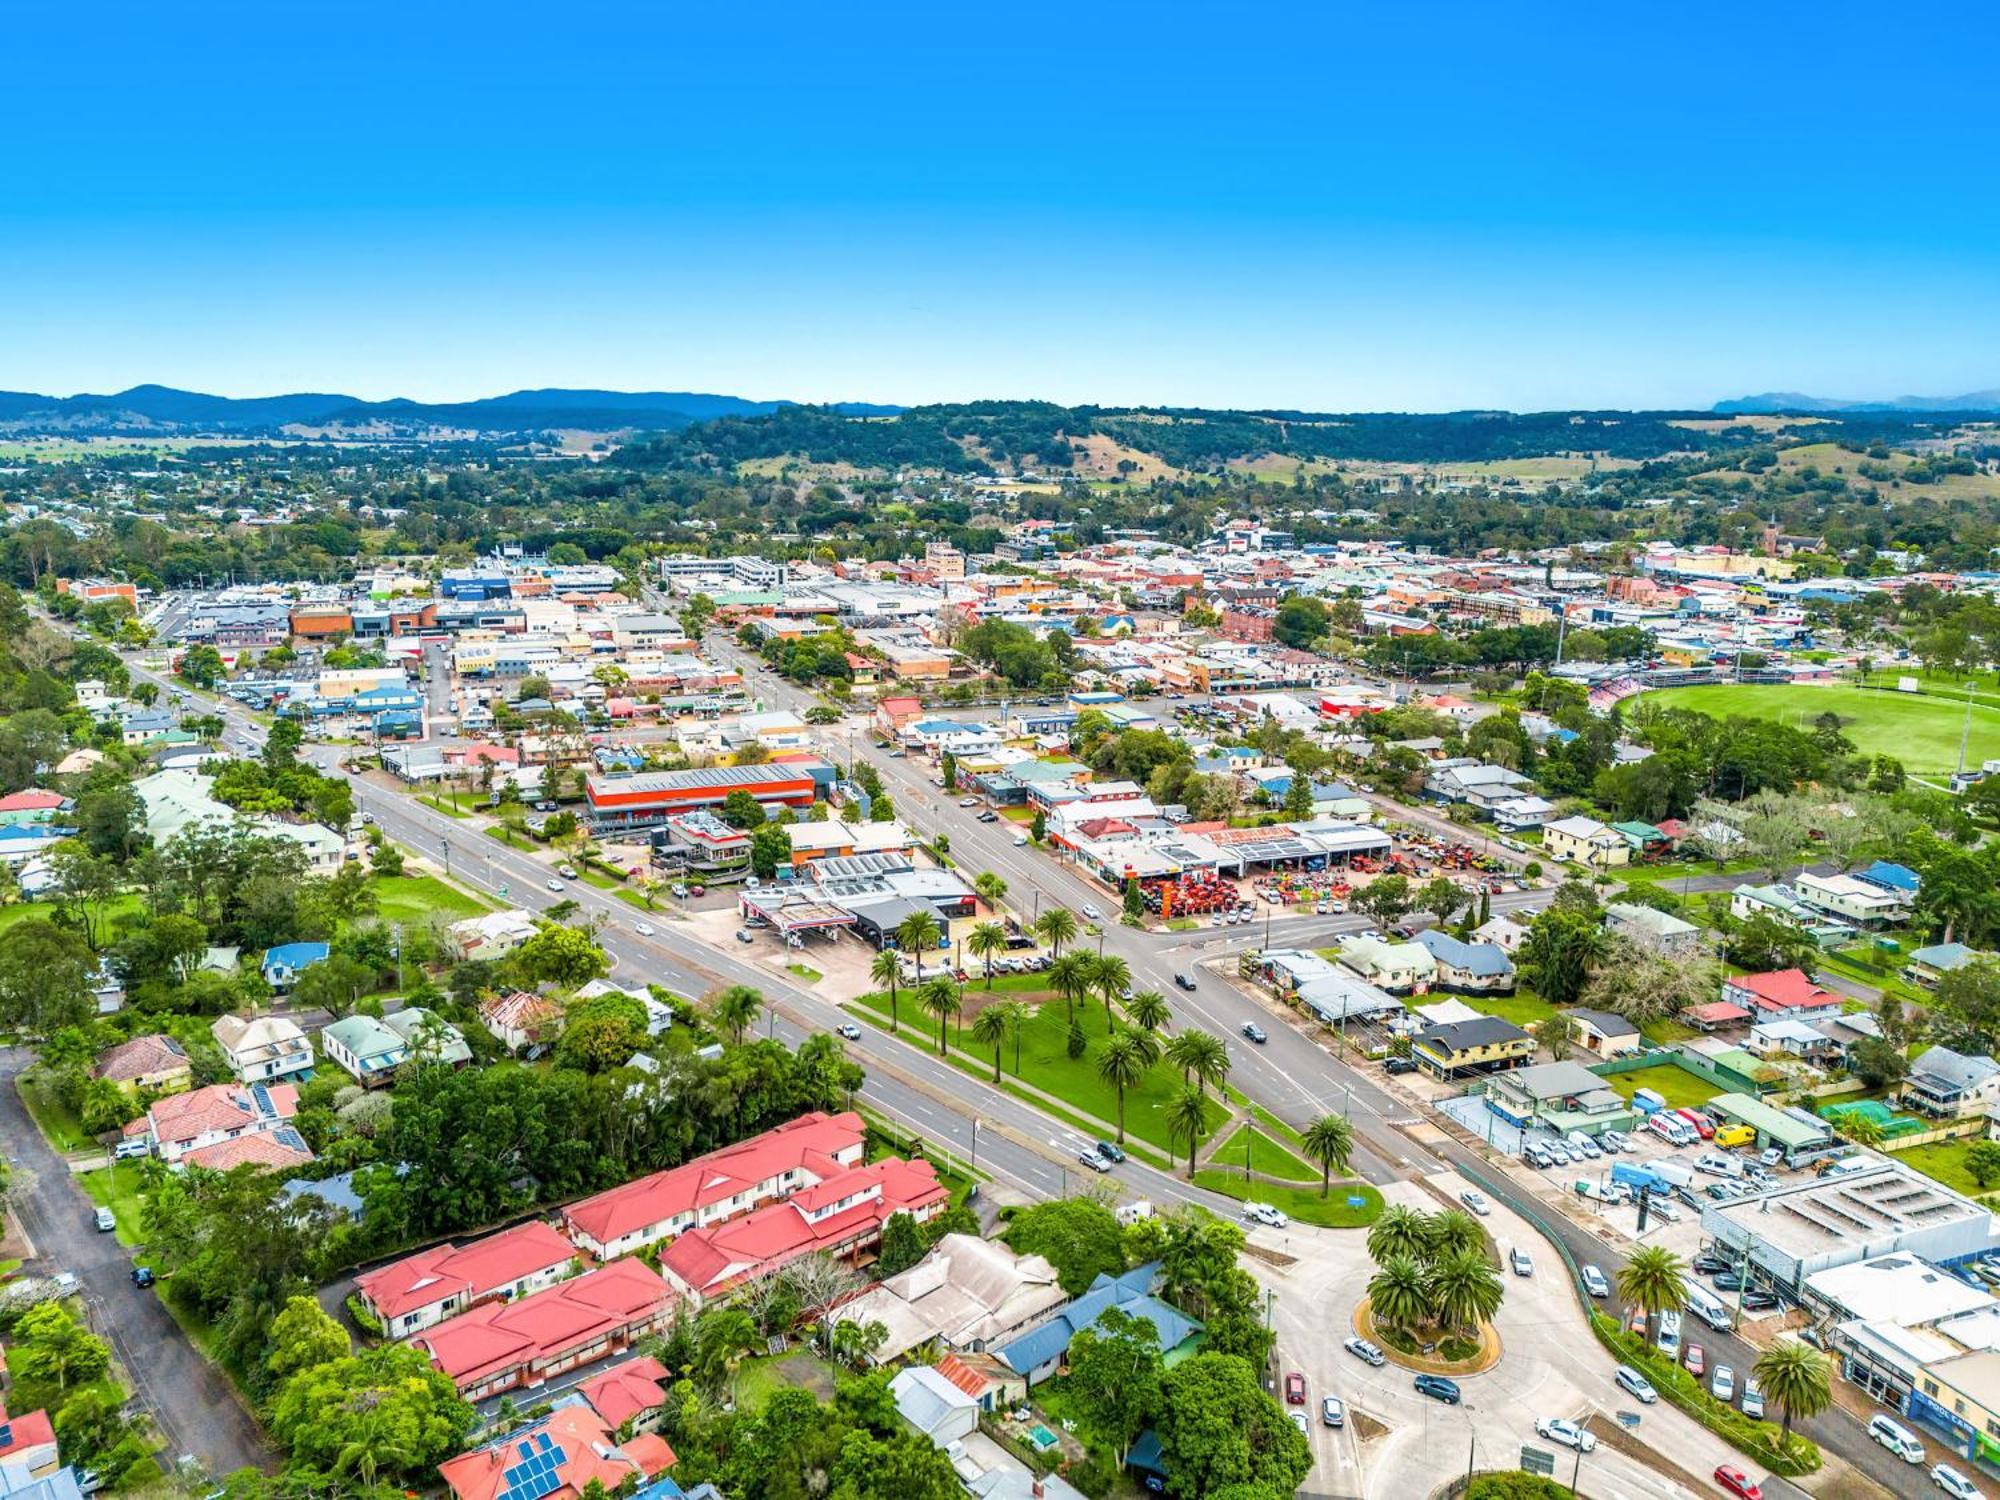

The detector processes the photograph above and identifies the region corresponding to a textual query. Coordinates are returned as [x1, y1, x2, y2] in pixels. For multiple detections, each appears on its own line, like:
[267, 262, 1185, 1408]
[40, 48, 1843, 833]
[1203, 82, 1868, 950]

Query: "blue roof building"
[1411, 928, 1515, 993]
[995, 1262, 1202, 1386]
[260, 941, 330, 990]
[1858, 860, 1921, 894]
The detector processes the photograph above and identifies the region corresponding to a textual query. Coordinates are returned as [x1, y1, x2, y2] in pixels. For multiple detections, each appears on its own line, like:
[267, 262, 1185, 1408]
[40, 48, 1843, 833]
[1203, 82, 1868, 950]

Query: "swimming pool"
[1026, 1424, 1059, 1452]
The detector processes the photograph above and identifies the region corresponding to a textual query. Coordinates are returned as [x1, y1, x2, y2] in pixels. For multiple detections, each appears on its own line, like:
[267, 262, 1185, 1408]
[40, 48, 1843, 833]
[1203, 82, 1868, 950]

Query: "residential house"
[888, 1365, 979, 1449]
[1410, 1017, 1535, 1081]
[1902, 1047, 2000, 1121]
[1542, 815, 1630, 869]
[1905, 943, 1984, 989]
[1796, 871, 1911, 928]
[1484, 1060, 1634, 1139]
[1338, 935, 1438, 995]
[0, 790, 71, 826]
[1749, 1018, 1846, 1064]
[995, 1263, 1204, 1388]
[321, 1008, 471, 1085]
[444, 909, 540, 962]
[126, 1081, 302, 1164]
[212, 1013, 315, 1084]
[1473, 915, 1530, 954]
[1410, 929, 1514, 993]
[657, 1156, 947, 1309]
[259, 941, 329, 992]
[415, 1258, 677, 1400]
[578, 1356, 672, 1433]
[1567, 1008, 1643, 1060]
[1605, 902, 1703, 958]
[480, 990, 564, 1054]
[563, 1111, 869, 1259]
[438, 1399, 677, 1500]
[356, 1219, 579, 1337]
[0, 1410, 57, 1479]
[1722, 969, 1844, 1021]
[92, 1034, 191, 1095]
[833, 1232, 1070, 1364]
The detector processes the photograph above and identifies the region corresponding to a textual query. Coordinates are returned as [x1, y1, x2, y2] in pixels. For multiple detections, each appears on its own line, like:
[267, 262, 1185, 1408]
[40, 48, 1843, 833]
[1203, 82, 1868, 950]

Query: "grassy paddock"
[1640, 681, 2000, 774]
[371, 873, 493, 923]
[1210, 1123, 1320, 1183]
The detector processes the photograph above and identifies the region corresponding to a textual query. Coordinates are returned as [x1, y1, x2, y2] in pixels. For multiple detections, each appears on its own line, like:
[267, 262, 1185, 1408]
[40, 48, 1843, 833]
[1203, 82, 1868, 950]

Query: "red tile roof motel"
[358, 1219, 578, 1324]
[578, 1355, 670, 1429]
[414, 1258, 675, 1395]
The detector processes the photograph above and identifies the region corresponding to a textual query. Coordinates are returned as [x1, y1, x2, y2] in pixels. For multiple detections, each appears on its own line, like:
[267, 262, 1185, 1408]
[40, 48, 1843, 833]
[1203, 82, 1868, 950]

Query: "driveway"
[0, 1049, 274, 1477]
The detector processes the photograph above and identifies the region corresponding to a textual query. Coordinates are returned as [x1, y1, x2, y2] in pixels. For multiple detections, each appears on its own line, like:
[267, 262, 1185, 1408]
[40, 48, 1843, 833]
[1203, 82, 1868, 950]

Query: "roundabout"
[1354, 1294, 1504, 1377]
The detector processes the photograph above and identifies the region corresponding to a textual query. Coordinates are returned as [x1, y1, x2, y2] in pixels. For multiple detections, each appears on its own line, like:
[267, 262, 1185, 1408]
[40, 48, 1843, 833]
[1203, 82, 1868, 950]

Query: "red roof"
[0, 789, 66, 812]
[579, 1355, 670, 1429]
[357, 1220, 578, 1321]
[1685, 1001, 1752, 1025]
[182, 1131, 314, 1172]
[933, 1352, 991, 1398]
[660, 1157, 945, 1301]
[415, 1258, 675, 1389]
[94, 1033, 189, 1083]
[1727, 969, 1840, 1013]
[563, 1110, 865, 1248]
[439, 1401, 668, 1500]
[147, 1081, 298, 1147]
[0, 1406, 54, 1462]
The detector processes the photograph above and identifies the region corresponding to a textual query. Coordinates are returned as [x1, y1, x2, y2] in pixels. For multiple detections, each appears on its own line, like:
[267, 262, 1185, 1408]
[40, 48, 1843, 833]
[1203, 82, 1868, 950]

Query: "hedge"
[1588, 1314, 1820, 1476]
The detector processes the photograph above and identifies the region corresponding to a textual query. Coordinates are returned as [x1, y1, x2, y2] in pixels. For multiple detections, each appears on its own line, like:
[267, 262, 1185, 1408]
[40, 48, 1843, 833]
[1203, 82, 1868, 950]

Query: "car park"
[1413, 1374, 1461, 1405]
[1241, 1022, 1268, 1044]
[1459, 1190, 1490, 1216]
[1321, 1396, 1345, 1428]
[1581, 1265, 1610, 1298]
[1534, 1417, 1595, 1453]
[1510, 1247, 1533, 1276]
[1693, 1252, 1734, 1276]
[1713, 1467, 1763, 1500]
[1284, 1372, 1306, 1404]
[1759, 1146, 1785, 1167]
[1344, 1336, 1386, 1367]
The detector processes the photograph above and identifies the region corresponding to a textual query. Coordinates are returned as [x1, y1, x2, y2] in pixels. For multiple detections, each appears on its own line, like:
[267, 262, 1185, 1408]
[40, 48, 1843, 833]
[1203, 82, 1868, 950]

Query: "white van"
[1656, 1309, 1682, 1358]
[1868, 1413, 1924, 1463]
[1685, 1285, 1732, 1332]
[1694, 1150, 1743, 1179]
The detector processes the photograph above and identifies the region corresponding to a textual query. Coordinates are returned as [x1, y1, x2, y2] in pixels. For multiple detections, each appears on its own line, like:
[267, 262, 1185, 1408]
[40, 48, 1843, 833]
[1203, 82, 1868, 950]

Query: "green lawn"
[1892, 1139, 1989, 1198]
[732, 1348, 840, 1411]
[16, 1072, 93, 1152]
[78, 1163, 151, 1245]
[851, 988, 1227, 1156]
[1209, 1124, 1319, 1183]
[371, 873, 493, 923]
[1603, 1063, 1718, 1111]
[1464, 990, 1561, 1029]
[1641, 682, 2000, 775]
[1191, 1170, 1383, 1228]
[0, 893, 146, 937]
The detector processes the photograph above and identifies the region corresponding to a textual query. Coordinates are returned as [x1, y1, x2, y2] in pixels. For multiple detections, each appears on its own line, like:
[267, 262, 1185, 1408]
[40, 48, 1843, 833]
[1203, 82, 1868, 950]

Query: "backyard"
[1892, 1138, 1995, 1200]
[732, 1347, 841, 1411]
[1601, 1063, 1718, 1112]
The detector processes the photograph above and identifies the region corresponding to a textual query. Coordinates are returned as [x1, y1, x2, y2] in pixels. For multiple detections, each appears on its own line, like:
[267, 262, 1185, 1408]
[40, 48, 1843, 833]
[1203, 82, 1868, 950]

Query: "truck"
[1612, 1161, 1674, 1198]
[1629, 1087, 1668, 1116]
[1649, 1160, 1695, 1191]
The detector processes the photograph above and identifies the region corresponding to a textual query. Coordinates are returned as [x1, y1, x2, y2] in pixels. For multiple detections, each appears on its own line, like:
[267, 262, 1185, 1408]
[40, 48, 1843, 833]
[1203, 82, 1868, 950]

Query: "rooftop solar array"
[499, 1431, 566, 1500]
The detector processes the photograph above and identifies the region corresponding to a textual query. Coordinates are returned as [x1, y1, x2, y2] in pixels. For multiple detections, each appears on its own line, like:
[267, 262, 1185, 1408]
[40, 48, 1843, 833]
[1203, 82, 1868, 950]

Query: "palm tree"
[968, 921, 1008, 988]
[693, 1307, 760, 1392]
[1165, 1029, 1228, 1096]
[1617, 1245, 1690, 1348]
[1091, 953, 1132, 1032]
[1429, 1210, 1484, 1259]
[1035, 906, 1078, 958]
[1048, 953, 1094, 1024]
[1126, 989, 1171, 1036]
[917, 977, 958, 1057]
[1166, 1083, 1209, 1178]
[1752, 1340, 1833, 1443]
[1097, 1032, 1149, 1144]
[1366, 1255, 1431, 1331]
[1367, 1205, 1431, 1265]
[1430, 1249, 1503, 1335]
[1301, 1114, 1355, 1198]
[870, 948, 903, 1035]
[897, 908, 941, 985]
[1836, 1112, 1887, 1148]
[971, 1005, 1010, 1082]
[974, 870, 1008, 907]
[711, 985, 762, 1046]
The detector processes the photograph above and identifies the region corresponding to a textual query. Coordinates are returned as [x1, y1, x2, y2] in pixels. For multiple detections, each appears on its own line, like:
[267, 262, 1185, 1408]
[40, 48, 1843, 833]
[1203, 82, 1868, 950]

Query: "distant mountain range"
[0, 384, 902, 438]
[1715, 389, 2000, 415]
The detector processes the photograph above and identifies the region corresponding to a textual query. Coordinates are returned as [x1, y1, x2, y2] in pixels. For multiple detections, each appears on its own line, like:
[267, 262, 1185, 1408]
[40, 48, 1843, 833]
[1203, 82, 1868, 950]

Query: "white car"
[1081, 904, 1102, 921]
[1243, 1202, 1289, 1228]
[1711, 1365, 1735, 1402]
[1581, 1265, 1611, 1298]
[1343, 1336, 1386, 1367]
[1013, 833, 1029, 846]
[1932, 1463, 1980, 1499]
[1534, 1417, 1596, 1454]
[1741, 1379, 1764, 1419]
[1459, 1190, 1490, 1216]
[633, 922, 656, 937]
[545, 878, 564, 892]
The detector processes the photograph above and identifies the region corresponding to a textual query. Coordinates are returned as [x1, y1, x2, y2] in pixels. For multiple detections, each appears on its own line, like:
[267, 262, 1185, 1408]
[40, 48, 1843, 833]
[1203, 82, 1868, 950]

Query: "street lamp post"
[439, 836, 451, 875]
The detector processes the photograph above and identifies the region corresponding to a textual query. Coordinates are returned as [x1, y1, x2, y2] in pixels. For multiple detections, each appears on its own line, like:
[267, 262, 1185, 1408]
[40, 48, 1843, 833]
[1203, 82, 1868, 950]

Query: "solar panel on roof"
[252, 1083, 274, 1114]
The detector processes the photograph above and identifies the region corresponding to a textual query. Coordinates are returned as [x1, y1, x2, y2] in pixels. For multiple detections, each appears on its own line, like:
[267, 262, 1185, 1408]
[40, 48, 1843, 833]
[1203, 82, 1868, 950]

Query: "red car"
[1684, 1343, 1706, 1377]
[1284, 1372, 1306, 1404]
[1675, 1108, 1716, 1140]
[1713, 1465, 1763, 1500]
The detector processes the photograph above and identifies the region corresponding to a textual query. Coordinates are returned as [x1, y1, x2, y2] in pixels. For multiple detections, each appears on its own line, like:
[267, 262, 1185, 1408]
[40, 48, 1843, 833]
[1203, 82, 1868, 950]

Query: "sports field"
[1641, 682, 2000, 775]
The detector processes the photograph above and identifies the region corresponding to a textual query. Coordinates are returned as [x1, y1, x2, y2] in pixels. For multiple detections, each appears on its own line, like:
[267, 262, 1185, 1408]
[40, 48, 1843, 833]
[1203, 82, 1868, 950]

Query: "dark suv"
[1413, 1375, 1462, 1405]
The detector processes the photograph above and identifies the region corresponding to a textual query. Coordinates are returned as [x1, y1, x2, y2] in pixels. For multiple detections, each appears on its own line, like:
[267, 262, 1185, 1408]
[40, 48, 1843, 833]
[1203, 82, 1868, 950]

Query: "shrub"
[1466, 1474, 1574, 1500]
[1588, 1315, 1819, 1475]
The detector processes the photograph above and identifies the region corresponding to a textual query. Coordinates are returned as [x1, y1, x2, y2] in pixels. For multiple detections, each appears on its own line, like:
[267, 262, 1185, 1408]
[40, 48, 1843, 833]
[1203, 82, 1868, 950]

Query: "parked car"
[957, 795, 979, 808]
[1413, 1374, 1461, 1405]
[1682, 1343, 1705, 1377]
[1534, 1417, 1595, 1453]
[1581, 1265, 1610, 1298]
[1385, 1056, 1418, 1075]
[130, 1265, 154, 1288]
[1711, 1364, 1735, 1402]
[1932, 1464, 1980, 1499]
[1741, 1379, 1764, 1418]
[1459, 1190, 1491, 1216]
[1759, 1146, 1785, 1167]
[734, 928, 755, 943]
[1600, 1129, 1630, 1152]
[1740, 1291, 1779, 1311]
[1321, 1396, 1345, 1428]
[1692, 1252, 1734, 1276]
[1284, 1372, 1306, 1404]
[92, 1207, 115, 1233]
[1510, 1247, 1533, 1276]
[1288, 1410, 1309, 1437]
[1344, 1336, 1386, 1367]
[1241, 1022, 1268, 1044]
[1713, 1466, 1763, 1500]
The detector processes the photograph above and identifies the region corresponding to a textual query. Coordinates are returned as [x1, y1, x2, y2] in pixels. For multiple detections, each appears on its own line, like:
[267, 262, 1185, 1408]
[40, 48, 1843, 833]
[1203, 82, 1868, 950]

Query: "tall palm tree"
[974, 870, 1008, 907]
[1097, 1032, 1149, 1144]
[1126, 990, 1171, 1036]
[1035, 906, 1078, 958]
[1428, 1210, 1484, 1259]
[1301, 1114, 1355, 1198]
[1165, 1029, 1228, 1096]
[1617, 1245, 1690, 1348]
[1091, 953, 1132, 1032]
[870, 948, 903, 1035]
[971, 1004, 1010, 1082]
[1752, 1340, 1834, 1443]
[1366, 1205, 1431, 1266]
[917, 977, 958, 1057]
[711, 985, 763, 1046]
[1366, 1256, 1431, 1331]
[968, 921, 1008, 988]
[1166, 1083, 1210, 1177]
[1048, 953, 1094, 1024]
[1430, 1249, 1503, 1335]
[897, 908, 941, 985]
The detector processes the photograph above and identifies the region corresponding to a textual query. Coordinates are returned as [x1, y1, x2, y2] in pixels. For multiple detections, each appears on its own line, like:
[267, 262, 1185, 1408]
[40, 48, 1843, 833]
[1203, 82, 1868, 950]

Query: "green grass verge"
[78, 1163, 150, 1245]
[849, 989, 1216, 1162]
[787, 964, 823, 982]
[1210, 1124, 1319, 1183]
[1190, 1170, 1383, 1227]
[371, 872, 493, 922]
[16, 1072, 93, 1152]
[579, 867, 623, 891]
[1640, 681, 2000, 775]
[1249, 1104, 1311, 1150]
[1601, 1063, 1719, 1111]
[1891, 1138, 1989, 1197]
[1588, 1314, 1820, 1476]
[413, 792, 473, 819]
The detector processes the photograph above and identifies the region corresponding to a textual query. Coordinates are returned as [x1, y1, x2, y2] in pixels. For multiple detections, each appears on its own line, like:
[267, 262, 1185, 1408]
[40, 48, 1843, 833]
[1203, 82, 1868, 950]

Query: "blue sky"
[6, 2, 1998, 411]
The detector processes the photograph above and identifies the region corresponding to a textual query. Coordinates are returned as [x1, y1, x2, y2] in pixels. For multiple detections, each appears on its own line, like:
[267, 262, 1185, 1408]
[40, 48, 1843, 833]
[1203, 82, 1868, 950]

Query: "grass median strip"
[1191, 1171, 1383, 1227]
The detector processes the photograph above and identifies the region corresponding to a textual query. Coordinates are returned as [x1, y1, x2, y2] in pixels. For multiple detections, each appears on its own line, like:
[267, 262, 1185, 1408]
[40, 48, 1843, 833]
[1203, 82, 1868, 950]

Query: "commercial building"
[585, 765, 818, 830]
[1484, 1061, 1634, 1139]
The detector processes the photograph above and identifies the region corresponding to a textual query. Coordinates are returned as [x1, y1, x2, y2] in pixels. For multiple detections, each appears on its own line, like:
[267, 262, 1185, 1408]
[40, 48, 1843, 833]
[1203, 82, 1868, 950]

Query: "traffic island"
[1354, 1294, 1503, 1377]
